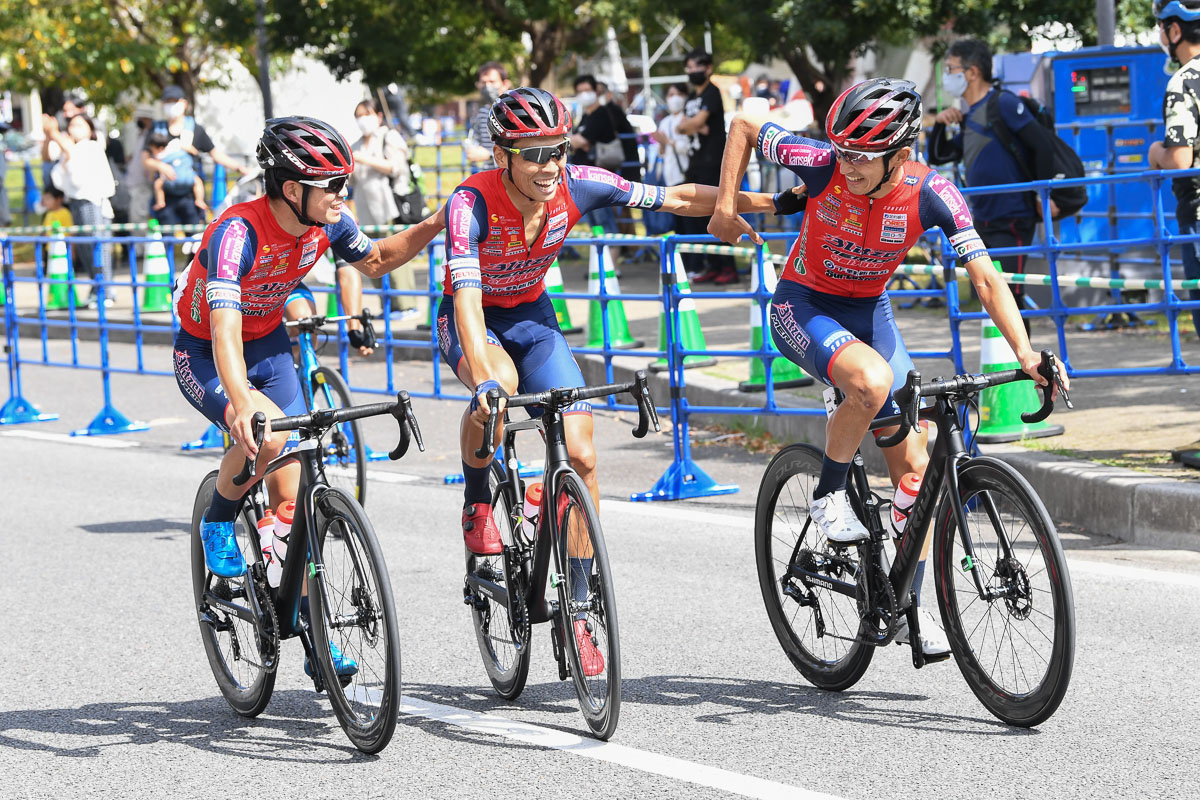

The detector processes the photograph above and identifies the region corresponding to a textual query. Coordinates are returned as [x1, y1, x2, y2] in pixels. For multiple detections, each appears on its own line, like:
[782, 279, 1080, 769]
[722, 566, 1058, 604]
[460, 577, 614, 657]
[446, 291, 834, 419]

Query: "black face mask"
[687, 71, 707, 87]
[481, 85, 501, 104]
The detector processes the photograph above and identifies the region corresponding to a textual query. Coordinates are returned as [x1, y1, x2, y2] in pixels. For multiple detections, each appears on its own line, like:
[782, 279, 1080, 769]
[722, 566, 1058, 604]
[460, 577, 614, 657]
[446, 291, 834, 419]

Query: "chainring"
[855, 559, 899, 645]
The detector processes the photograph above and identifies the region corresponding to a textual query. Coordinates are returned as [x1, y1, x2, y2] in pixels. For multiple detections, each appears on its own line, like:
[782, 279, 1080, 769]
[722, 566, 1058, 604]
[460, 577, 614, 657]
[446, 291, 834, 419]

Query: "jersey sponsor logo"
[190, 279, 206, 323]
[880, 212, 908, 244]
[760, 125, 782, 159]
[216, 219, 248, 281]
[576, 166, 630, 192]
[206, 285, 240, 306]
[436, 314, 453, 358]
[481, 244, 504, 256]
[823, 258, 890, 282]
[822, 331, 854, 351]
[951, 229, 987, 260]
[350, 230, 371, 255]
[298, 239, 319, 270]
[840, 211, 863, 233]
[173, 349, 205, 404]
[449, 192, 477, 257]
[904, 174, 920, 186]
[640, 185, 663, 208]
[770, 300, 811, 355]
[544, 210, 569, 247]
[815, 206, 839, 226]
[929, 174, 973, 229]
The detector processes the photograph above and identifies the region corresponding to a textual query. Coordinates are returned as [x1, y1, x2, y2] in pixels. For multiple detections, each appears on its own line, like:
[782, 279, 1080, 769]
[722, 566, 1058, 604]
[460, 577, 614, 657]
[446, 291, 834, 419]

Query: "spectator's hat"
[161, 85, 186, 102]
[134, 104, 156, 121]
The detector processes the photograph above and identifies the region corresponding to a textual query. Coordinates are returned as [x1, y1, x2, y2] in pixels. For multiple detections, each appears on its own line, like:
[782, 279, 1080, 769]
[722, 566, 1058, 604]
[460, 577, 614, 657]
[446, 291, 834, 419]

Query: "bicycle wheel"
[553, 471, 620, 739]
[308, 486, 402, 753]
[467, 461, 533, 699]
[933, 457, 1075, 727]
[310, 366, 367, 506]
[754, 444, 874, 691]
[190, 471, 277, 716]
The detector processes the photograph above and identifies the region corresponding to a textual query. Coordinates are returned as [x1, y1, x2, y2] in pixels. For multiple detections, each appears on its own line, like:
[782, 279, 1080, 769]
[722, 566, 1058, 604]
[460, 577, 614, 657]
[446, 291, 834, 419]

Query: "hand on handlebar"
[229, 405, 270, 461]
[1019, 349, 1071, 403]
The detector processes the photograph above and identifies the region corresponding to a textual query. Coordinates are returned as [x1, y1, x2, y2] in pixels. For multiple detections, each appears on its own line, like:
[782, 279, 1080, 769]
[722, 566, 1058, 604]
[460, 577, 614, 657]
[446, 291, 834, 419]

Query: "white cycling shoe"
[896, 608, 952, 658]
[810, 490, 870, 544]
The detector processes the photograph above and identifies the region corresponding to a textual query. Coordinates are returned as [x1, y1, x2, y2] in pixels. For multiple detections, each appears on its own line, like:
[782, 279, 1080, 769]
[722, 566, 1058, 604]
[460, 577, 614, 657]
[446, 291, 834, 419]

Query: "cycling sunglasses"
[296, 175, 349, 194]
[831, 145, 888, 166]
[501, 140, 571, 165]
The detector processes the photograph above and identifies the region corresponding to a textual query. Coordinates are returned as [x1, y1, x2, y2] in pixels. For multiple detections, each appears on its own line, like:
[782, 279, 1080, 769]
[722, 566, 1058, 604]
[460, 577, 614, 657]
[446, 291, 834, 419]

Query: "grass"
[1018, 436, 1176, 473]
[692, 418, 785, 454]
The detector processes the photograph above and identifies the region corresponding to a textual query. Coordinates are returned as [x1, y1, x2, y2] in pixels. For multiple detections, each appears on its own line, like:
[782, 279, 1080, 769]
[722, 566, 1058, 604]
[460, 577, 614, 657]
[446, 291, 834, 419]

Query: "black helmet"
[826, 78, 922, 153]
[256, 116, 354, 178]
[487, 87, 572, 145]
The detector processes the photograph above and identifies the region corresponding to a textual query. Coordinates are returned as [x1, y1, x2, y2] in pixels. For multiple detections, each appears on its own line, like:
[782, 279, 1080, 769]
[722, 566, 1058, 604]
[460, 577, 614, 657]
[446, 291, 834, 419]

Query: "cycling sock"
[813, 455, 851, 499]
[570, 557, 593, 621]
[912, 559, 927, 607]
[462, 461, 492, 506]
[207, 487, 240, 524]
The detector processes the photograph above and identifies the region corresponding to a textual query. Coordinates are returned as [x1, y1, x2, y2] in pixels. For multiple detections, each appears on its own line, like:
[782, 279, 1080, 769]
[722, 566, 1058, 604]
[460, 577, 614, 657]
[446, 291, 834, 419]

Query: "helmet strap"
[864, 152, 897, 197]
[283, 183, 324, 228]
[501, 155, 541, 205]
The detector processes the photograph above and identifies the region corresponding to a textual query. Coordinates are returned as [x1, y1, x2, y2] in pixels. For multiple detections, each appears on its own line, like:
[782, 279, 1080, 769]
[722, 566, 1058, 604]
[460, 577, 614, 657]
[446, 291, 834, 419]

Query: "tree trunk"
[782, 48, 846, 130]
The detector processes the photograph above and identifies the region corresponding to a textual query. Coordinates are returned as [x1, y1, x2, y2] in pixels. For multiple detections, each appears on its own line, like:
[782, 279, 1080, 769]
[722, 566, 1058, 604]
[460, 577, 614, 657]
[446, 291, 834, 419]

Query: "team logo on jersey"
[260, 245, 271, 254]
[903, 174, 920, 186]
[543, 210, 569, 247]
[298, 239, 319, 270]
[930, 175, 973, 230]
[190, 280, 206, 323]
[481, 244, 504, 256]
[770, 301, 810, 355]
[173, 349, 205, 404]
[841, 211, 863, 233]
[216, 219, 249, 281]
[760, 125, 781, 159]
[881, 212, 907, 244]
[490, 213, 501, 224]
[449, 192, 477, 257]
[822, 331, 854, 350]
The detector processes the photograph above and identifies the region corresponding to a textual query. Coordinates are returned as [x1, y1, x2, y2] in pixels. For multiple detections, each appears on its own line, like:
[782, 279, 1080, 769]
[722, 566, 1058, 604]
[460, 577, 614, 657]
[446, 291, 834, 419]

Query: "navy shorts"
[769, 281, 915, 421]
[436, 292, 591, 416]
[173, 323, 308, 436]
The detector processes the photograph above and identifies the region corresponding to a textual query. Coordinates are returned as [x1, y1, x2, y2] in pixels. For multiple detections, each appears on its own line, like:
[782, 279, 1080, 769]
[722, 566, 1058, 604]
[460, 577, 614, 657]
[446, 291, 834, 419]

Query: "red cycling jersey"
[757, 122, 988, 298]
[172, 195, 374, 340]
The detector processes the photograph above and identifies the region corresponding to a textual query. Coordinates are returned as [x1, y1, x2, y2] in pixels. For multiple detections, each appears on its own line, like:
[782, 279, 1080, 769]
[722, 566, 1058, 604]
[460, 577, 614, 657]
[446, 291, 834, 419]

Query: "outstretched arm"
[353, 209, 445, 279]
[708, 110, 771, 243]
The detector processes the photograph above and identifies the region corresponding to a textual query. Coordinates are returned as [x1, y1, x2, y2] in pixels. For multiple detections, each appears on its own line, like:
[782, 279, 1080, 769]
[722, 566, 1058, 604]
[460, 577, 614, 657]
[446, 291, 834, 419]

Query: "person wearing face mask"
[349, 99, 419, 318]
[926, 39, 1065, 327]
[142, 85, 248, 230]
[464, 62, 513, 168]
[123, 106, 158, 237]
[651, 84, 692, 236]
[676, 49, 738, 285]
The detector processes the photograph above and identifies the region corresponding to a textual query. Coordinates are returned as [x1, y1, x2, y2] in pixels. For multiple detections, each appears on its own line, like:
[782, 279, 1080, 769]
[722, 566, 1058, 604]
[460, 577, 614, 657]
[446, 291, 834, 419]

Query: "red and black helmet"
[487, 87, 572, 144]
[256, 116, 354, 178]
[826, 78, 922, 153]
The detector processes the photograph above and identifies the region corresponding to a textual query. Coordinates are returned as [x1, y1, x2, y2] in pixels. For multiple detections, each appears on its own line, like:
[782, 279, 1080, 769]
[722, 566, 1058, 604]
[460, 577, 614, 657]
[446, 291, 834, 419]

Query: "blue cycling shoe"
[305, 641, 359, 678]
[200, 516, 247, 578]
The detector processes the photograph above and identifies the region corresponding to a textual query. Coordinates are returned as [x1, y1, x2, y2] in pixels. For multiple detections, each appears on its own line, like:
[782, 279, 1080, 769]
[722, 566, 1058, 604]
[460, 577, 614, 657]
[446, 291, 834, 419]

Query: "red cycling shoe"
[573, 618, 605, 676]
[462, 503, 502, 555]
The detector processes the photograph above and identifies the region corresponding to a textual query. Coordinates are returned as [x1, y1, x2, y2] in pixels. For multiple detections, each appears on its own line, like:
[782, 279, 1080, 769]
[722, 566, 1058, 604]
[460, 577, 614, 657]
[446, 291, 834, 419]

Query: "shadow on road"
[78, 518, 191, 537]
[0, 692, 373, 762]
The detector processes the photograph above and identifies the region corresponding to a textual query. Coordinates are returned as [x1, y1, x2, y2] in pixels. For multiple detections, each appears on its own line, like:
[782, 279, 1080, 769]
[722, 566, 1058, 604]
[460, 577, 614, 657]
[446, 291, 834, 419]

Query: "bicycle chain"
[855, 558, 899, 645]
[250, 567, 281, 674]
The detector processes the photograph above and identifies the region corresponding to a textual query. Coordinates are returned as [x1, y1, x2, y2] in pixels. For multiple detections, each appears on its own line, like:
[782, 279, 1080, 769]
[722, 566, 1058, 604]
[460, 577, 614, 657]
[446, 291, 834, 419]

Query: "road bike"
[285, 310, 378, 505]
[189, 392, 422, 753]
[463, 371, 660, 740]
[755, 351, 1076, 727]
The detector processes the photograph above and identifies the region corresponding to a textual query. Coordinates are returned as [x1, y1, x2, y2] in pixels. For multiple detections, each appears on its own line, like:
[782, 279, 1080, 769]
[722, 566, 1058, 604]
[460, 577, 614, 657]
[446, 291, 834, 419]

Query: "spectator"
[41, 91, 90, 188]
[0, 119, 10, 227]
[40, 185, 72, 229]
[676, 49, 737, 284]
[123, 105, 157, 236]
[350, 99, 418, 318]
[463, 62, 512, 168]
[568, 73, 626, 239]
[927, 39, 1062, 330]
[142, 85, 246, 229]
[148, 133, 208, 217]
[651, 83, 691, 236]
[43, 112, 116, 307]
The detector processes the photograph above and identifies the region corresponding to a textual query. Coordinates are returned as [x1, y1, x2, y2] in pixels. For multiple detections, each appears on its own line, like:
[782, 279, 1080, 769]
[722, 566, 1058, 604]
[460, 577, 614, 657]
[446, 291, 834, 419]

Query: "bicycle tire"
[553, 471, 621, 740]
[308, 486, 402, 753]
[310, 366, 367, 506]
[466, 461, 532, 700]
[754, 444, 874, 691]
[933, 457, 1075, 727]
[190, 471, 277, 717]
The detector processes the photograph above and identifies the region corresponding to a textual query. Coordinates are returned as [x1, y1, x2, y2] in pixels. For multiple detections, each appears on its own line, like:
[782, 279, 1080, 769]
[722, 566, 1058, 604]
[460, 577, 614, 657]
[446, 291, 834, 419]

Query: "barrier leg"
[631, 413, 738, 502]
[443, 446, 542, 484]
[181, 423, 226, 451]
[1, 244, 58, 425]
[71, 278, 149, 437]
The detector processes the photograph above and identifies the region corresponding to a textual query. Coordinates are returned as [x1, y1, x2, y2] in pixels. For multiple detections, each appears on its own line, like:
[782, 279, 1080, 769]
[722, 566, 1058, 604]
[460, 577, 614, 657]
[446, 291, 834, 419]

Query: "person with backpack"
[141, 85, 247, 228]
[927, 39, 1086, 331]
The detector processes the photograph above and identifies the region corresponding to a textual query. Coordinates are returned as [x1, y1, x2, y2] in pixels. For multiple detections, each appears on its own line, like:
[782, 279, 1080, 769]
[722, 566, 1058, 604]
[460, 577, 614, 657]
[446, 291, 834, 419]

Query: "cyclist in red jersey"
[710, 79, 1068, 656]
[174, 117, 443, 604]
[445, 88, 777, 559]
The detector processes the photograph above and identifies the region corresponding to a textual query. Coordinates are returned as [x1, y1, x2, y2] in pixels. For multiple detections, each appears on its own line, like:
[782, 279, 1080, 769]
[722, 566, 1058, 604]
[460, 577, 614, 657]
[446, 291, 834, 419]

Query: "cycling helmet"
[487, 87, 572, 144]
[256, 116, 354, 178]
[826, 78, 922, 153]
[1156, 0, 1200, 22]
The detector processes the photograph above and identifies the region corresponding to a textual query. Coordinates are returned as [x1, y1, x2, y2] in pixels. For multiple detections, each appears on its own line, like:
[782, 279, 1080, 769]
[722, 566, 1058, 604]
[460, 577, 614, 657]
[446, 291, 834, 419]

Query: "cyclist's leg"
[867, 292, 930, 486]
[283, 283, 318, 363]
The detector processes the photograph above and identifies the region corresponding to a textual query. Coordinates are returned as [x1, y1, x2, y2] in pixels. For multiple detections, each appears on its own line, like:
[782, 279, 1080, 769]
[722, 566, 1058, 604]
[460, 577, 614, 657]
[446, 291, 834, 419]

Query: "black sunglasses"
[501, 140, 571, 165]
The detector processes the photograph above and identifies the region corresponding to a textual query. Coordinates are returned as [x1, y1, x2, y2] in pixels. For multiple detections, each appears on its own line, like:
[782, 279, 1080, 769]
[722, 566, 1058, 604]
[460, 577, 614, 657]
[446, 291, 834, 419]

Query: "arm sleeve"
[326, 212, 376, 264]
[756, 121, 836, 193]
[926, 122, 963, 166]
[565, 164, 666, 214]
[919, 173, 989, 265]
[191, 123, 216, 154]
[204, 217, 259, 312]
[443, 187, 488, 292]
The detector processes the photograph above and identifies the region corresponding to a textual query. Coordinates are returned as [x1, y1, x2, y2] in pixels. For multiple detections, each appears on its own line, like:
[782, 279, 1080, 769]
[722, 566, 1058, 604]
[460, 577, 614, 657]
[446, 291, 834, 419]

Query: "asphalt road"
[2, 353, 1199, 799]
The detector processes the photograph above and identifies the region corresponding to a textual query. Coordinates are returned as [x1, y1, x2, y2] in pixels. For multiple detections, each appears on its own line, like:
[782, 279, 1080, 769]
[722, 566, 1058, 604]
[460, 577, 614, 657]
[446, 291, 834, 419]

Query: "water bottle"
[890, 473, 922, 537]
[522, 482, 543, 540]
[255, 508, 276, 568]
[266, 500, 295, 588]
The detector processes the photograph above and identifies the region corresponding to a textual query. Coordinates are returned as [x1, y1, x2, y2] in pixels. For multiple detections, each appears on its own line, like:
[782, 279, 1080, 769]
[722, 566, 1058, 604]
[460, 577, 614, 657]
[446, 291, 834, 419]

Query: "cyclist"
[172, 117, 445, 674]
[708, 78, 1069, 656]
[441, 87, 777, 670]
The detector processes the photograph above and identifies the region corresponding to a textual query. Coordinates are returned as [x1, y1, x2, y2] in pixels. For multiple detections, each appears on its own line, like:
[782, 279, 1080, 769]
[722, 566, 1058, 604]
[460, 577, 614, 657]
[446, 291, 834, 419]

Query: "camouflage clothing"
[1163, 54, 1200, 220]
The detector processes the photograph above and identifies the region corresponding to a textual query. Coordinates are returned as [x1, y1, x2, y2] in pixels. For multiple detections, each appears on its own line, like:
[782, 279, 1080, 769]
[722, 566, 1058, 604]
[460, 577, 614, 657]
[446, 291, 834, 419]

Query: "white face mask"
[577, 91, 597, 108]
[356, 115, 380, 135]
[666, 95, 685, 114]
[943, 71, 968, 100]
[164, 100, 187, 121]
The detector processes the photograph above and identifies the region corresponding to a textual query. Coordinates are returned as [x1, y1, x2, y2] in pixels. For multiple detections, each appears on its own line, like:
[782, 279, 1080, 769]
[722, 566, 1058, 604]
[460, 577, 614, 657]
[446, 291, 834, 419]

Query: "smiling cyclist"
[709, 78, 1069, 657]
[172, 116, 444, 675]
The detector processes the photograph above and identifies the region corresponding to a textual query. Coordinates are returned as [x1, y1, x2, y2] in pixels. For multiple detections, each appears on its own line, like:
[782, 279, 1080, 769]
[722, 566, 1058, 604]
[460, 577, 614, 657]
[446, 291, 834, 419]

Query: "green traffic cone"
[45, 222, 77, 310]
[140, 219, 173, 312]
[740, 247, 812, 392]
[544, 259, 582, 334]
[652, 251, 715, 372]
[585, 232, 642, 349]
[975, 318, 1063, 442]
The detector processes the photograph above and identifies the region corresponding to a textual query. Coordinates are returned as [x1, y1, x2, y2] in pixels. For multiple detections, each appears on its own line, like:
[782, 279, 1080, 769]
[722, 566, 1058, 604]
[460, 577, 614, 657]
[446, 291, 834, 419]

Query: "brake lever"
[876, 370, 920, 449]
[359, 309, 378, 351]
[232, 411, 268, 486]
[387, 391, 423, 460]
[630, 369, 659, 438]
[474, 388, 503, 460]
[1021, 350, 1069, 424]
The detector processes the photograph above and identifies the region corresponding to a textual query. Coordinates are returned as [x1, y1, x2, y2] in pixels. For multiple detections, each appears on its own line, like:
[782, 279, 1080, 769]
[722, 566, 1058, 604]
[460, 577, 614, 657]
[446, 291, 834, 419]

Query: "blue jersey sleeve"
[325, 212, 375, 264]
[444, 187, 488, 292]
[756, 122, 837, 195]
[919, 172, 989, 264]
[564, 164, 666, 215]
[203, 216, 258, 313]
[996, 91, 1034, 136]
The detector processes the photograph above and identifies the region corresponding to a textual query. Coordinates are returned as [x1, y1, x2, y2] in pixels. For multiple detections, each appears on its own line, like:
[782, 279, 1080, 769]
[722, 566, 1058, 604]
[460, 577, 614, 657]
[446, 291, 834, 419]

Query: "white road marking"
[603, 499, 755, 531]
[1068, 558, 1200, 590]
[147, 416, 189, 426]
[1, 430, 139, 449]
[366, 471, 421, 484]
[400, 697, 842, 800]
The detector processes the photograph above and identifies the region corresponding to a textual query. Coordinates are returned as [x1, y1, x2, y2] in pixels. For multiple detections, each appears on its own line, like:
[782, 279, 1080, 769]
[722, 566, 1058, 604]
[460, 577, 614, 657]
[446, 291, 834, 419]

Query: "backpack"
[153, 118, 198, 197]
[985, 88, 1087, 220]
